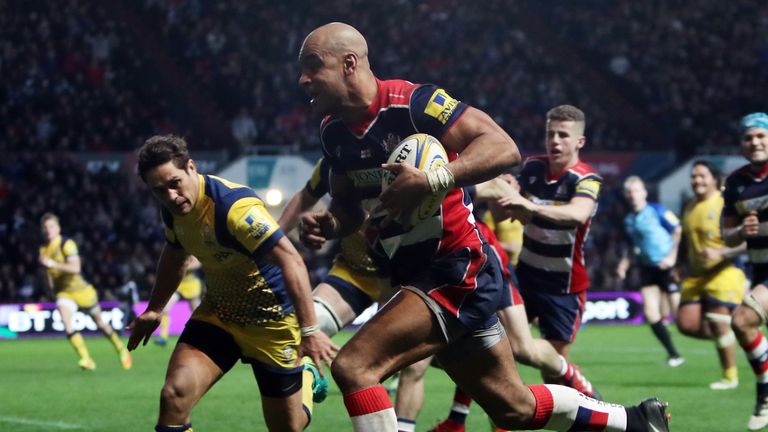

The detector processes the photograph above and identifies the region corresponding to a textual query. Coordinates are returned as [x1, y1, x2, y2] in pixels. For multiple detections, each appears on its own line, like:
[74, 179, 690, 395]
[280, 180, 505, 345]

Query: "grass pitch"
[0, 325, 756, 431]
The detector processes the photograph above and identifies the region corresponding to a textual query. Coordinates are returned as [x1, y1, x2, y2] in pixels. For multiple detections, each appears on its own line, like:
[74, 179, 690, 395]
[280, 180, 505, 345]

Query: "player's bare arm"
[127, 243, 189, 350]
[265, 236, 339, 370]
[300, 173, 364, 248]
[279, 187, 320, 232]
[379, 106, 520, 221]
[498, 193, 596, 227]
[723, 212, 759, 246]
[441, 106, 521, 186]
[703, 242, 747, 261]
[659, 227, 682, 270]
[39, 254, 82, 274]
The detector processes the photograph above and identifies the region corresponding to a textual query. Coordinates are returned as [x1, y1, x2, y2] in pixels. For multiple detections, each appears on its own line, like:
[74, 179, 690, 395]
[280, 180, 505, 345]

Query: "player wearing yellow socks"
[39, 213, 132, 371]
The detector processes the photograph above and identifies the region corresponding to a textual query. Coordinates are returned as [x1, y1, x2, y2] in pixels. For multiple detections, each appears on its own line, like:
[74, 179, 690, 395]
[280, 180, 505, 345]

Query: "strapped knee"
[314, 297, 342, 337]
[705, 312, 736, 348]
[744, 294, 768, 326]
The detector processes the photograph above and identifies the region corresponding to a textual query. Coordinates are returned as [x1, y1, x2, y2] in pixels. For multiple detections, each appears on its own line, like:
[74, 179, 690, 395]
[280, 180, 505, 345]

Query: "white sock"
[397, 418, 416, 432]
[543, 384, 628, 431]
[351, 408, 397, 432]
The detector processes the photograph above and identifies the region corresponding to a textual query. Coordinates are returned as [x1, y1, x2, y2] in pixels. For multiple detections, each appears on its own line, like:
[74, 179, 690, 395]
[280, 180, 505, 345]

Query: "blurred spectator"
[231, 107, 258, 153]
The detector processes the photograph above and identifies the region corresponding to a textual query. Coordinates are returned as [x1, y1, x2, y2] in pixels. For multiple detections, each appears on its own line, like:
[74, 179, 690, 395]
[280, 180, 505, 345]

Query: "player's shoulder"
[568, 160, 602, 181]
[381, 78, 419, 103]
[647, 202, 669, 213]
[204, 174, 261, 209]
[61, 236, 79, 254]
[727, 163, 760, 183]
[522, 155, 548, 170]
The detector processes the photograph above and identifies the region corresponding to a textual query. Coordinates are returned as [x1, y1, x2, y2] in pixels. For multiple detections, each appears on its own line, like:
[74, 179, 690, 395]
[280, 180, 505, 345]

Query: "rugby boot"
[637, 398, 670, 432]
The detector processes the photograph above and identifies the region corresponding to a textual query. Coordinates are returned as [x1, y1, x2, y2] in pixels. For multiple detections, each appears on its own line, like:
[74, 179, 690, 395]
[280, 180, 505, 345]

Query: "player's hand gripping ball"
[381, 133, 449, 227]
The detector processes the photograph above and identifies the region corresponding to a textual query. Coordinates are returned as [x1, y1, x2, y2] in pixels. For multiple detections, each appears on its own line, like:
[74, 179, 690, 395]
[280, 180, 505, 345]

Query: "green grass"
[0, 325, 757, 431]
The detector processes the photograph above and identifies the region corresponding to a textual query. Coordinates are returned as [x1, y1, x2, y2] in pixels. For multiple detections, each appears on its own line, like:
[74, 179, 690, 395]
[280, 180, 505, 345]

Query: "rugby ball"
[382, 133, 449, 226]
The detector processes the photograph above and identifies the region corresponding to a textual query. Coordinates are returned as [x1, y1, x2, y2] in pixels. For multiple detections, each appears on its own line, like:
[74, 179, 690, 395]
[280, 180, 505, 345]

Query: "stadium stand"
[2, 0, 766, 300]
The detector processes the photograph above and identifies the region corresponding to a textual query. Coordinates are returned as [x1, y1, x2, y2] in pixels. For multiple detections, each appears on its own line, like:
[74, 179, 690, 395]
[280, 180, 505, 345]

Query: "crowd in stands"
[140, 0, 628, 154]
[1, 0, 184, 153]
[3, 1, 764, 154]
[3, 1, 766, 301]
[545, 0, 768, 156]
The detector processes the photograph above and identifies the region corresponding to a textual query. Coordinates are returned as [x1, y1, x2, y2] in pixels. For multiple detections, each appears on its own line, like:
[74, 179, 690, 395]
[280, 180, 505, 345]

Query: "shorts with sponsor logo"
[638, 265, 679, 293]
[57, 285, 99, 309]
[188, 308, 301, 371]
[519, 287, 586, 343]
[324, 258, 389, 315]
[681, 265, 746, 307]
[178, 314, 303, 398]
[397, 243, 504, 332]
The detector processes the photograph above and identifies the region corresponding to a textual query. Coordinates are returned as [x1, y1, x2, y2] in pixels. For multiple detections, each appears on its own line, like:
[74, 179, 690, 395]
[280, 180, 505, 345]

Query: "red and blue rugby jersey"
[515, 156, 602, 294]
[320, 78, 493, 319]
[724, 163, 768, 284]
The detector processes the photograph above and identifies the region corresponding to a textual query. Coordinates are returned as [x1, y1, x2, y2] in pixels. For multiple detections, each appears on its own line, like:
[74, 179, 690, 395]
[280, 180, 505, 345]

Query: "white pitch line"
[0, 415, 84, 430]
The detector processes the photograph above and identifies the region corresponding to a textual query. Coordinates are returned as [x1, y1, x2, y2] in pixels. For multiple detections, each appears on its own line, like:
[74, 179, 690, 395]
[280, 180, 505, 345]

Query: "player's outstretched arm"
[499, 192, 597, 228]
[266, 236, 338, 372]
[127, 244, 189, 350]
[299, 173, 365, 248]
[279, 187, 320, 233]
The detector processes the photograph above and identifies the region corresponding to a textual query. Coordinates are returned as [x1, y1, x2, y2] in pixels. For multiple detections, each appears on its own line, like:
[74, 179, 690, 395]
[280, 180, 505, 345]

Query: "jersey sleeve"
[62, 239, 79, 259]
[652, 203, 681, 233]
[228, 197, 285, 259]
[410, 85, 469, 139]
[160, 208, 183, 248]
[574, 175, 602, 201]
[305, 157, 330, 199]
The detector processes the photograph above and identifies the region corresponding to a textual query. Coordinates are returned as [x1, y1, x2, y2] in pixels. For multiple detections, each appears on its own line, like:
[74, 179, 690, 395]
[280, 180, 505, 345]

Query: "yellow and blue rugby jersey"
[162, 174, 291, 326]
[682, 191, 727, 276]
[39, 235, 91, 293]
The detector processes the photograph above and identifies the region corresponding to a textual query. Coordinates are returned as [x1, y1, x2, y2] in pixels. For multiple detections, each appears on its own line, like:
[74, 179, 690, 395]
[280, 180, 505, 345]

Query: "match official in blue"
[618, 176, 684, 367]
[128, 135, 337, 432]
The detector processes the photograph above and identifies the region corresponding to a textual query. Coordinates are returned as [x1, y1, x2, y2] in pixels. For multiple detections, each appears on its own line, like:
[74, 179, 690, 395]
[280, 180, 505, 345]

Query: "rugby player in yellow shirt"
[128, 135, 337, 432]
[39, 213, 132, 371]
[677, 160, 746, 390]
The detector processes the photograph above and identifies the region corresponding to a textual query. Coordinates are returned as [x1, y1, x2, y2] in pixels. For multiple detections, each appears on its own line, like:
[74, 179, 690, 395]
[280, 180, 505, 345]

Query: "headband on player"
[741, 112, 768, 133]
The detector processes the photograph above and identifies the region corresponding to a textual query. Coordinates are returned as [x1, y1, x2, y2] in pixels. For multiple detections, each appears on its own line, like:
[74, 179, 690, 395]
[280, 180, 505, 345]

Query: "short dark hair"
[692, 159, 722, 188]
[137, 135, 191, 180]
[546, 105, 586, 124]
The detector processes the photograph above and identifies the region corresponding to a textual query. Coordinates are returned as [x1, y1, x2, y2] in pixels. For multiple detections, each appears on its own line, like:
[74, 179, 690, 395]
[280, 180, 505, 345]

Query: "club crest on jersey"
[361, 148, 372, 158]
[424, 89, 459, 124]
[381, 133, 401, 153]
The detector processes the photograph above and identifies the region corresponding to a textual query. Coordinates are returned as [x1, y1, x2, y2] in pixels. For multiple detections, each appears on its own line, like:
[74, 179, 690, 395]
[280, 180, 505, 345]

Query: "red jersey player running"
[297, 22, 668, 432]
